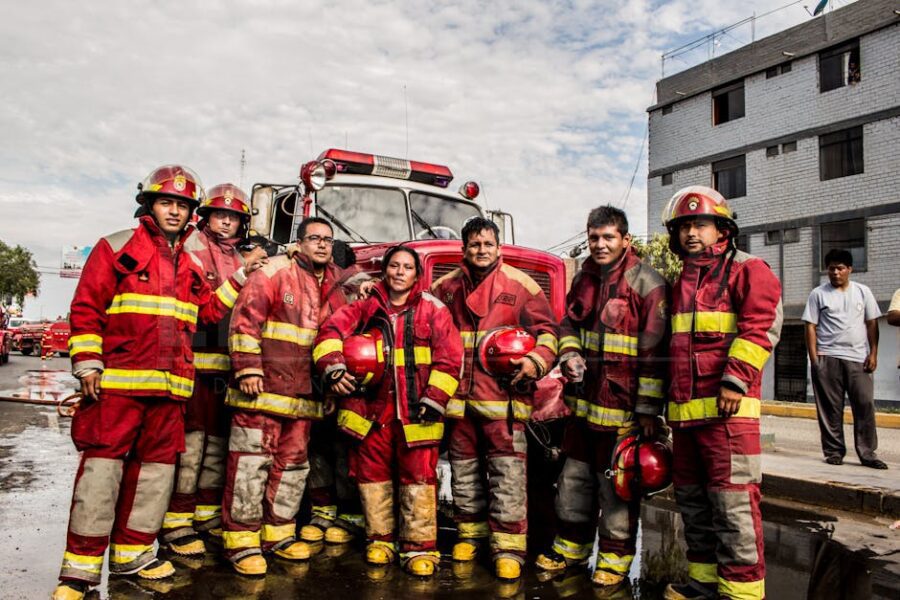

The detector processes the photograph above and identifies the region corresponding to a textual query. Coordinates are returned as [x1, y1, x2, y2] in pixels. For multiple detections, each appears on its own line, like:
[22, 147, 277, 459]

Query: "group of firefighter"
[51, 164, 782, 600]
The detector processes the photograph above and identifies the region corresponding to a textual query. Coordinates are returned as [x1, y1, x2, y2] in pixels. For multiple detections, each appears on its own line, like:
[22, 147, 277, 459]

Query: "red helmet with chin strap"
[136, 164, 205, 207]
[198, 183, 251, 219]
[343, 329, 387, 386]
[477, 327, 536, 377]
[662, 186, 737, 255]
[607, 433, 673, 502]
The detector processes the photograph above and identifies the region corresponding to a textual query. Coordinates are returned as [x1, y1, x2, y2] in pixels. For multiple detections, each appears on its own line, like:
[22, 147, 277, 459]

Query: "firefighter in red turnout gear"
[53, 166, 259, 600]
[431, 217, 559, 581]
[535, 206, 669, 588]
[314, 245, 463, 577]
[662, 187, 782, 600]
[160, 183, 254, 556]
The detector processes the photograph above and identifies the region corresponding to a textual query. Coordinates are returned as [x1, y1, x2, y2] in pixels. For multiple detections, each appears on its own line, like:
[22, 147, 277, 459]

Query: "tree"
[632, 233, 682, 284]
[0, 240, 40, 306]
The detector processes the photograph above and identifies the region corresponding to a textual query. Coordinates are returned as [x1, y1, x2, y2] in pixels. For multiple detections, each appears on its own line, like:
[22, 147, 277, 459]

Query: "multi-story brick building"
[646, 0, 900, 404]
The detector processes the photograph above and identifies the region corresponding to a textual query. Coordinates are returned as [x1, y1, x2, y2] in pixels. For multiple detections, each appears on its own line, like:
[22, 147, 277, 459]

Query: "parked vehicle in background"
[43, 320, 71, 357]
[6, 316, 34, 351]
[16, 322, 47, 356]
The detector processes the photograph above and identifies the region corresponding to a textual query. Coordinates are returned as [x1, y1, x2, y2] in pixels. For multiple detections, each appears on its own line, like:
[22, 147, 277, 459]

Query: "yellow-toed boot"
[274, 540, 311, 561]
[366, 543, 395, 565]
[592, 568, 626, 587]
[299, 524, 325, 543]
[406, 556, 436, 577]
[233, 554, 267, 576]
[51, 582, 87, 600]
[136, 560, 175, 580]
[452, 540, 479, 562]
[168, 536, 206, 556]
[495, 557, 521, 580]
[324, 526, 354, 544]
[535, 550, 568, 572]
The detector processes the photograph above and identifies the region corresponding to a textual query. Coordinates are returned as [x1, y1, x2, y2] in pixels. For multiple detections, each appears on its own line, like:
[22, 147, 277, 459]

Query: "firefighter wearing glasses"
[314, 245, 463, 577]
[535, 206, 668, 588]
[662, 186, 782, 600]
[53, 166, 259, 600]
[432, 217, 558, 580]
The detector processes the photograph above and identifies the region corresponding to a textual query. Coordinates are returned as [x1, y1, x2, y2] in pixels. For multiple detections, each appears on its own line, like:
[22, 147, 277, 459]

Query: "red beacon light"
[300, 159, 336, 192]
[459, 181, 480, 200]
[317, 148, 454, 188]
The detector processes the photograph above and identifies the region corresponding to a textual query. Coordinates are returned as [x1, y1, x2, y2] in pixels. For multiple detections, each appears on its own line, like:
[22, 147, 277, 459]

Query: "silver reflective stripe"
[554, 458, 594, 524]
[69, 457, 124, 537]
[229, 426, 265, 453]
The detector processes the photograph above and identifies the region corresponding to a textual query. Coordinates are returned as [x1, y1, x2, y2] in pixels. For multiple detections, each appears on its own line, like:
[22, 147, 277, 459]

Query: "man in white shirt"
[802, 249, 886, 469]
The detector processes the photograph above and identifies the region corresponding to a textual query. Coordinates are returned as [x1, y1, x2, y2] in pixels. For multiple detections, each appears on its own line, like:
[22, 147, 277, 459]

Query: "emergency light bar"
[317, 149, 454, 188]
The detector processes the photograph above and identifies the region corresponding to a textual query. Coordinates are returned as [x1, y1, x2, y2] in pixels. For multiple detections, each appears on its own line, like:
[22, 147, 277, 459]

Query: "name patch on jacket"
[495, 292, 516, 306]
[284, 293, 295, 305]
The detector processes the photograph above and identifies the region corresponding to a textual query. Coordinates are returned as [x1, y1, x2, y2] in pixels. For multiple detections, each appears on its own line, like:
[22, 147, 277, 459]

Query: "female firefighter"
[313, 245, 463, 577]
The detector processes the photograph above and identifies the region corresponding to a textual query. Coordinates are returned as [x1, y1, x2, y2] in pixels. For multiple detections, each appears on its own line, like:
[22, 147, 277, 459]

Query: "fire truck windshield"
[316, 186, 409, 242]
[409, 192, 480, 240]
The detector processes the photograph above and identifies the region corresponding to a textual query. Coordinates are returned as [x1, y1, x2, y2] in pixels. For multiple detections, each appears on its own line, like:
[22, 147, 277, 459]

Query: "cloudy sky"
[1, 0, 826, 318]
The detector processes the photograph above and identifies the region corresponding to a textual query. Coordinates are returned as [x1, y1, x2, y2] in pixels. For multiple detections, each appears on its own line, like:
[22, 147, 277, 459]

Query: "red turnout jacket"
[669, 241, 783, 428]
[559, 247, 669, 431]
[67, 216, 246, 401]
[313, 282, 463, 447]
[431, 259, 558, 422]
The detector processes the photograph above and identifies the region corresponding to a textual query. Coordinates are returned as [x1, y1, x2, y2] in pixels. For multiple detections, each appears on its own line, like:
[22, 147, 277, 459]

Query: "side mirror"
[250, 185, 275, 238]
[487, 210, 515, 245]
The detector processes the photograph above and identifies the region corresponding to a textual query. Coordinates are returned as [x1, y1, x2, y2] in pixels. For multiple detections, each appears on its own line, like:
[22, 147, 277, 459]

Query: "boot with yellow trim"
[365, 542, 396, 566]
[167, 534, 206, 557]
[452, 539, 482, 562]
[592, 568, 626, 587]
[233, 554, 268, 576]
[299, 524, 325, 543]
[324, 525, 355, 544]
[128, 559, 176, 580]
[495, 557, 522, 581]
[535, 548, 589, 572]
[404, 554, 438, 577]
[51, 581, 89, 600]
[272, 540, 312, 561]
[662, 581, 718, 600]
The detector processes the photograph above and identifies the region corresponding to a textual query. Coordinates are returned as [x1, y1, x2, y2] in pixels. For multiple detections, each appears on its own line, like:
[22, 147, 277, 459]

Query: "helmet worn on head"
[662, 186, 737, 254]
[607, 433, 672, 502]
[136, 165, 205, 207]
[198, 183, 251, 219]
[477, 327, 536, 377]
[343, 329, 386, 387]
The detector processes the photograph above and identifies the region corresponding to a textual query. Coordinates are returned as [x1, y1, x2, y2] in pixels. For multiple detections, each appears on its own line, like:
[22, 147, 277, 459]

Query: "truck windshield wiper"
[410, 208, 440, 240]
[316, 205, 370, 244]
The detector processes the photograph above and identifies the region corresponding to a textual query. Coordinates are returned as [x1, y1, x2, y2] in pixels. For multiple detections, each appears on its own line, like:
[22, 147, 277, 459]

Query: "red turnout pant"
[672, 420, 765, 600]
[348, 409, 439, 563]
[221, 410, 312, 561]
[59, 394, 184, 585]
[162, 374, 229, 541]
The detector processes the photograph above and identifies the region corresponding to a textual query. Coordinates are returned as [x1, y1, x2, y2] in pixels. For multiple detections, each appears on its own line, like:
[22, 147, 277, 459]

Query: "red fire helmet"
[477, 327, 536, 377]
[608, 433, 673, 502]
[343, 329, 386, 386]
[662, 185, 738, 254]
[136, 164, 205, 207]
[198, 183, 251, 219]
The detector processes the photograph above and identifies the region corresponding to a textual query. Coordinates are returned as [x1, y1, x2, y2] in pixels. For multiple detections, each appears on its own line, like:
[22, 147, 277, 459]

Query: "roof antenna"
[404, 84, 409, 159]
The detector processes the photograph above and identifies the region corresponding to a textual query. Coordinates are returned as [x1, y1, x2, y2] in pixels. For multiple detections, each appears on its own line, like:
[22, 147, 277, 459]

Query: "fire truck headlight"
[300, 161, 328, 191]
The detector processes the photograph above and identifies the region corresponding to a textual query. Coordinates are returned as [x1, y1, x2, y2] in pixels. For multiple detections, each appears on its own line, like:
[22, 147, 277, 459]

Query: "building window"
[765, 228, 799, 245]
[661, 172, 673, 186]
[819, 126, 863, 181]
[766, 146, 780, 158]
[766, 67, 778, 79]
[819, 40, 860, 93]
[662, 105, 673, 115]
[765, 62, 791, 79]
[780, 62, 792, 74]
[712, 81, 745, 125]
[821, 219, 866, 271]
[782, 141, 797, 153]
[736, 234, 749, 252]
[712, 155, 746, 199]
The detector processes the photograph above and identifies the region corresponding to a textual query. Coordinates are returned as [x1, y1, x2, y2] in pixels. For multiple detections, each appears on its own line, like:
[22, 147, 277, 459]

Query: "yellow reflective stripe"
[672, 311, 738, 334]
[403, 422, 444, 443]
[465, 399, 532, 420]
[551, 536, 592, 560]
[728, 338, 770, 370]
[230, 333, 261, 354]
[194, 505, 220, 521]
[223, 530, 260, 549]
[581, 329, 600, 352]
[312, 505, 337, 520]
[536, 333, 558, 354]
[313, 338, 343, 363]
[101, 368, 194, 398]
[261, 523, 295, 542]
[459, 330, 489, 349]
[668, 397, 761, 422]
[427, 370, 459, 397]
[337, 409, 373, 438]
[163, 512, 194, 529]
[194, 352, 231, 371]
[225, 387, 322, 418]
[638, 377, 665, 399]
[492, 531, 527, 551]
[604, 333, 638, 357]
[559, 335, 582, 353]
[445, 398, 466, 418]
[689, 562, 718, 583]
[394, 347, 432, 366]
[107, 293, 198, 324]
[261, 320, 316, 347]
[459, 521, 490, 539]
[577, 401, 632, 428]
[68, 334, 103, 356]
[597, 552, 634, 574]
[718, 577, 765, 600]
[109, 543, 153, 563]
[62, 552, 102, 574]
[215, 280, 239, 309]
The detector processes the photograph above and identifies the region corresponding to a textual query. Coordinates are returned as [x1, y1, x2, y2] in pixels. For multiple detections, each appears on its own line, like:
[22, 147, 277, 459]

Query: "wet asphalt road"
[1, 354, 898, 599]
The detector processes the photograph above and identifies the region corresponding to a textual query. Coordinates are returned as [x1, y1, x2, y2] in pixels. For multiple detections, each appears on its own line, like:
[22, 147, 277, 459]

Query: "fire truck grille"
[430, 262, 553, 300]
[373, 155, 412, 179]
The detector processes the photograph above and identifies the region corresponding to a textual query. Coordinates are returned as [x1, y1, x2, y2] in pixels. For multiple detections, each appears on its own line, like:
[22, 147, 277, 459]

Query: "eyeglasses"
[237, 243, 259, 252]
[303, 235, 335, 246]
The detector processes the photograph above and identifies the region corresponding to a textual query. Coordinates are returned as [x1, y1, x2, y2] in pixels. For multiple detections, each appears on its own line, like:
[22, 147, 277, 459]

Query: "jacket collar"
[682, 240, 731, 268]
[458, 257, 503, 319]
[200, 224, 239, 254]
[371, 280, 422, 312]
[138, 215, 193, 249]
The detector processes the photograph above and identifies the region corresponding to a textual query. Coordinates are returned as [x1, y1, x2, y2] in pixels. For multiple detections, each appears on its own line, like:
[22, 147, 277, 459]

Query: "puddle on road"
[0, 368, 79, 403]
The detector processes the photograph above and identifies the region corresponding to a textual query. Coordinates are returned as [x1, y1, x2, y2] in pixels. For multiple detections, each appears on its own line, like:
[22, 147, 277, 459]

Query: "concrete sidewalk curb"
[761, 472, 900, 518]
[762, 401, 900, 429]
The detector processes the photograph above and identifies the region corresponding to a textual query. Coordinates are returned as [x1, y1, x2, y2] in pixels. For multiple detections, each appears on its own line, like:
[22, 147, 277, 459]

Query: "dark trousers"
[810, 355, 879, 462]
